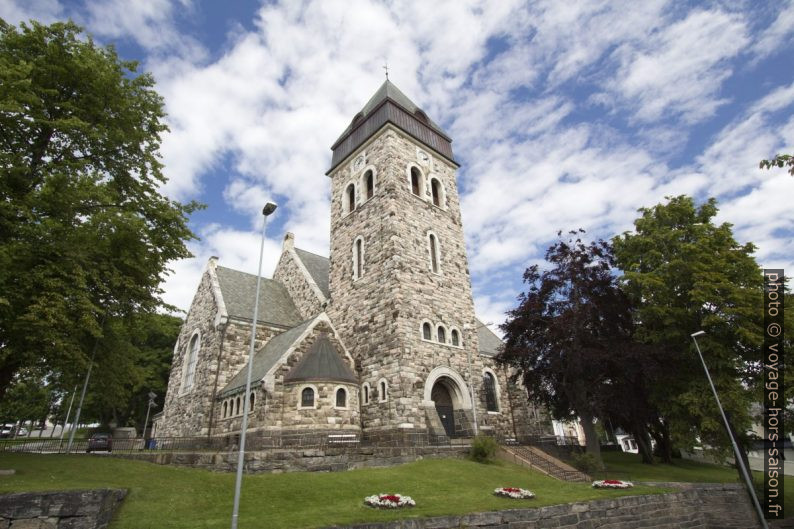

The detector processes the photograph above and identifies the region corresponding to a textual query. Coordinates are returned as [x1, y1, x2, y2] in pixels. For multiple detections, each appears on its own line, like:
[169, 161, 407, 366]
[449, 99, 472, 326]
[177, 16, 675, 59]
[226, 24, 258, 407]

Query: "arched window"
[410, 167, 422, 197]
[222, 401, 227, 418]
[183, 332, 200, 391]
[365, 170, 374, 200]
[431, 178, 442, 207]
[483, 372, 499, 412]
[437, 325, 446, 343]
[422, 322, 432, 340]
[451, 329, 460, 347]
[249, 392, 255, 412]
[428, 233, 440, 273]
[336, 388, 347, 408]
[352, 236, 364, 280]
[378, 379, 388, 402]
[235, 396, 241, 415]
[301, 387, 315, 408]
[345, 183, 356, 213]
[362, 383, 370, 404]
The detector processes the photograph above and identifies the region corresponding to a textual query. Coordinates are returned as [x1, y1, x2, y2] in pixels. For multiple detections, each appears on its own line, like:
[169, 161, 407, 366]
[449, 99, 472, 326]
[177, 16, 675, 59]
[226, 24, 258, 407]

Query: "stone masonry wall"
[324, 483, 759, 529]
[327, 125, 501, 435]
[214, 320, 361, 434]
[273, 240, 325, 320]
[159, 261, 285, 437]
[0, 489, 126, 529]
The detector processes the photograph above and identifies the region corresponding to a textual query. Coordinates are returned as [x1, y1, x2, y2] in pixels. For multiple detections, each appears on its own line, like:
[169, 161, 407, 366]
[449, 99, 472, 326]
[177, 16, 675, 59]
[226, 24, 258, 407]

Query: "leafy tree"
[760, 154, 793, 176]
[499, 230, 635, 469]
[612, 196, 762, 461]
[0, 369, 53, 431]
[0, 20, 198, 398]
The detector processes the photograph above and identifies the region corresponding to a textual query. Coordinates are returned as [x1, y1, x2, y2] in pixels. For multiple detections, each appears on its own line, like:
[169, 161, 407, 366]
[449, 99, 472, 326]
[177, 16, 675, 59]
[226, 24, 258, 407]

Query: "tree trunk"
[649, 419, 673, 464]
[578, 411, 604, 469]
[632, 421, 655, 464]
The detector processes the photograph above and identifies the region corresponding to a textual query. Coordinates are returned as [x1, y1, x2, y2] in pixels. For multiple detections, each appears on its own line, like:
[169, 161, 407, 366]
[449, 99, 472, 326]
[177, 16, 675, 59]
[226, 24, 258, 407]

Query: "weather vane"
[383, 61, 389, 80]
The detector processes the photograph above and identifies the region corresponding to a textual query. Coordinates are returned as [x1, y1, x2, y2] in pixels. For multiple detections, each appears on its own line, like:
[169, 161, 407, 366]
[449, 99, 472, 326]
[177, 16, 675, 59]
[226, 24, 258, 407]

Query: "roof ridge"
[294, 247, 329, 260]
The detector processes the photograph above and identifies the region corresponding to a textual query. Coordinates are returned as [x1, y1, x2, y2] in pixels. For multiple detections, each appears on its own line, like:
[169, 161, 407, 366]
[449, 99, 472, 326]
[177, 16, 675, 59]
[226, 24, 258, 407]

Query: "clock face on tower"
[417, 149, 430, 164]
[353, 155, 365, 172]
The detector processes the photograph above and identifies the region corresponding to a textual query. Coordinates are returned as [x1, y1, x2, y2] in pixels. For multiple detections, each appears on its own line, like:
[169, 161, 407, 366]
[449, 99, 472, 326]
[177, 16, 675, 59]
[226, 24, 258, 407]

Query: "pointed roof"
[283, 333, 357, 384]
[215, 266, 302, 328]
[294, 248, 330, 299]
[328, 80, 457, 174]
[220, 316, 317, 397]
[332, 80, 447, 145]
[477, 319, 504, 358]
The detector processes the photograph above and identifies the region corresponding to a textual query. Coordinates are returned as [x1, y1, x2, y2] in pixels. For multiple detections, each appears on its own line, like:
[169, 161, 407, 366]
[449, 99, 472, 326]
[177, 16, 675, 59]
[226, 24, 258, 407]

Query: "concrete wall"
[0, 489, 126, 529]
[323, 483, 759, 529]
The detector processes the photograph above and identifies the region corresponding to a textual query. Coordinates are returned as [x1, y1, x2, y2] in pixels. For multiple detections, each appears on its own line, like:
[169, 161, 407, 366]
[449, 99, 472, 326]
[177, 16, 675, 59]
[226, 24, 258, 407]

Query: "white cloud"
[0, 0, 63, 25]
[751, 1, 794, 61]
[612, 9, 748, 124]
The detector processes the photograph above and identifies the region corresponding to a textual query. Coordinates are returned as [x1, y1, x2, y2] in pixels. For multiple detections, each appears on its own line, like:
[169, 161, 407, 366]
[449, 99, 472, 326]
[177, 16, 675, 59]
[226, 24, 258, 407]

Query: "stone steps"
[499, 444, 591, 482]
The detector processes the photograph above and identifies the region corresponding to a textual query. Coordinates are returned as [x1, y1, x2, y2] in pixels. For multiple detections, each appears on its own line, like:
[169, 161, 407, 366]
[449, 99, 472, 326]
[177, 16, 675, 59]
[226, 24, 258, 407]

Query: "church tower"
[326, 81, 492, 437]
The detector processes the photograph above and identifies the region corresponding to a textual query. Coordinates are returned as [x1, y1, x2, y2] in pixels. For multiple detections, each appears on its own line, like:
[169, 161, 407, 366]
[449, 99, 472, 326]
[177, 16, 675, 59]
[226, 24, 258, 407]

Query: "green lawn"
[0, 454, 664, 529]
[599, 451, 794, 514]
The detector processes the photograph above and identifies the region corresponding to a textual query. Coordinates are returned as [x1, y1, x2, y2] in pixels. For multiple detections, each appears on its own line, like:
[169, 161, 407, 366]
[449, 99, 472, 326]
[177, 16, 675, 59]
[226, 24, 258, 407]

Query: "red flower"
[379, 495, 401, 503]
[503, 488, 521, 493]
[603, 480, 623, 485]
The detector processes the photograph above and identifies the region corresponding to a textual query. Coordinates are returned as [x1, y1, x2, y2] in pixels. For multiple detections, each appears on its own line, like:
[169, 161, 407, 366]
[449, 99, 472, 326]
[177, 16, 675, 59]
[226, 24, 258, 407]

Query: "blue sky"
[3, 0, 793, 330]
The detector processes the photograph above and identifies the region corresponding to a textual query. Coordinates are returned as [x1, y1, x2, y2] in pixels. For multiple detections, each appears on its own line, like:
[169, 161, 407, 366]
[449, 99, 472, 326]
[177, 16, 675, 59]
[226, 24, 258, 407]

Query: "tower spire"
[383, 61, 389, 80]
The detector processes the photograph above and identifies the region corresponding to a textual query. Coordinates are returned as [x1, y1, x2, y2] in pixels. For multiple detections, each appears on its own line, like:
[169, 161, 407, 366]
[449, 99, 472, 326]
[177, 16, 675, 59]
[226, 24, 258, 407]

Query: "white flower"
[494, 487, 535, 499]
[364, 493, 416, 508]
[592, 480, 634, 489]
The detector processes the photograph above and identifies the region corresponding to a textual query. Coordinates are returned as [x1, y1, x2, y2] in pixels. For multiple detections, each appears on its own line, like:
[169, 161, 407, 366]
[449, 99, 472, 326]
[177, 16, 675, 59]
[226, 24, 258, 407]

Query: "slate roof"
[477, 319, 504, 357]
[294, 248, 330, 299]
[220, 317, 317, 396]
[283, 333, 357, 384]
[215, 266, 302, 328]
[333, 80, 447, 146]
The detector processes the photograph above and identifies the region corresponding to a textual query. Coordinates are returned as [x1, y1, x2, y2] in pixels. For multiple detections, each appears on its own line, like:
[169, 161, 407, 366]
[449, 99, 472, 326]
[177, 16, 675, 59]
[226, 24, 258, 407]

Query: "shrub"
[469, 434, 499, 463]
[571, 452, 602, 474]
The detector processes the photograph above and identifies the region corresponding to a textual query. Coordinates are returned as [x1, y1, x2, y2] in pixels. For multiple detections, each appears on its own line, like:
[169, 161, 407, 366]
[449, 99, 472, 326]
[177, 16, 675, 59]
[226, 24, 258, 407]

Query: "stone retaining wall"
[325, 483, 759, 529]
[0, 489, 126, 529]
[115, 445, 468, 473]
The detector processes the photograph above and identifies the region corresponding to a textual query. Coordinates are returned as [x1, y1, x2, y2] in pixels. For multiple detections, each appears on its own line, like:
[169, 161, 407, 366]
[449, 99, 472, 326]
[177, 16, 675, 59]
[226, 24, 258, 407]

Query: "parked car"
[0, 425, 13, 438]
[16, 427, 28, 437]
[86, 433, 112, 453]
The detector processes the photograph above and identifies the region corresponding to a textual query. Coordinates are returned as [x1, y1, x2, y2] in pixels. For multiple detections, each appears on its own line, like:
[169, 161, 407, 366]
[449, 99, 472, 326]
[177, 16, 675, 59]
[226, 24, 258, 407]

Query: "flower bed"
[592, 479, 633, 489]
[494, 487, 535, 499]
[364, 493, 416, 509]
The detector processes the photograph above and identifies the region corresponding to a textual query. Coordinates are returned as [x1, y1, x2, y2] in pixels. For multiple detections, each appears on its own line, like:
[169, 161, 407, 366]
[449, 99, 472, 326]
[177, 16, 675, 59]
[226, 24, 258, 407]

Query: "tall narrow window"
[431, 178, 441, 207]
[422, 322, 432, 340]
[236, 396, 241, 415]
[353, 237, 364, 280]
[437, 325, 446, 343]
[451, 329, 460, 346]
[346, 183, 356, 213]
[301, 387, 315, 408]
[429, 234, 439, 273]
[483, 372, 498, 412]
[363, 384, 369, 404]
[250, 392, 255, 412]
[222, 401, 228, 418]
[411, 167, 421, 196]
[365, 170, 374, 199]
[183, 333, 199, 391]
[379, 380, 387, 402]
[336, 388, 347, 408]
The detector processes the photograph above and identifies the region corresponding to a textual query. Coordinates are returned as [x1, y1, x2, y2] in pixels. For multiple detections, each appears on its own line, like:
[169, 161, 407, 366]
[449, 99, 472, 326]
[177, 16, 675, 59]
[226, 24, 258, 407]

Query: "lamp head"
[690, 330, 706, 338]
[262, 202, 277, 216]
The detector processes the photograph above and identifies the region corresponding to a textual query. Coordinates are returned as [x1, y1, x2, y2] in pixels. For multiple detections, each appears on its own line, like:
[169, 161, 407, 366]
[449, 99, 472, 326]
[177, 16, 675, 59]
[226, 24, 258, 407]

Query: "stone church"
[154, 80, 549, 441]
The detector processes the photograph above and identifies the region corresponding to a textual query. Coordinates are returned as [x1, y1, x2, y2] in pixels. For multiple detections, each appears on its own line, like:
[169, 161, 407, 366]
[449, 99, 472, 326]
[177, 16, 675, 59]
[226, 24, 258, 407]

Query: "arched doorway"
[431, 381, 455, 436]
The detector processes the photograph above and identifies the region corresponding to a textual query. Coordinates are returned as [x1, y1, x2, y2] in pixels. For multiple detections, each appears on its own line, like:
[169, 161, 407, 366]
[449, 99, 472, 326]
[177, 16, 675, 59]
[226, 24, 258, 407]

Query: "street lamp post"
[230, 202, 277, 529]
[690, 331, 768, 529]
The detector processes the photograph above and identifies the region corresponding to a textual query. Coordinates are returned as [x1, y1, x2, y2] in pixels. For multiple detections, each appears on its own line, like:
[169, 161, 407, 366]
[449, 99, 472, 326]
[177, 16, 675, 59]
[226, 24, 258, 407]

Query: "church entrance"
[431, 380, 456, 437]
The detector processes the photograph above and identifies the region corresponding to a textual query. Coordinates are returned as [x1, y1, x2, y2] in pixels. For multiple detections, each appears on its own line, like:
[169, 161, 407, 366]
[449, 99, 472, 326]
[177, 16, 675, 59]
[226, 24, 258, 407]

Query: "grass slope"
[0, 454, 663, 529]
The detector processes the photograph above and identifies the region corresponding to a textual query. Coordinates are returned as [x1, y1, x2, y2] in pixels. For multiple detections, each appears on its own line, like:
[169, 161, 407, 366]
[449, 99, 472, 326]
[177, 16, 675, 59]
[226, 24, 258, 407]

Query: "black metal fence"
[0, 430, 459, 455]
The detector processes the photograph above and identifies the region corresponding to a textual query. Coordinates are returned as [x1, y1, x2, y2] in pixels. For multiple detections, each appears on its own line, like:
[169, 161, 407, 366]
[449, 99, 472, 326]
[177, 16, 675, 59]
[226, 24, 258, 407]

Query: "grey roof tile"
[220, 317, 317, 396]
[283, 333, 357, 384]
[333, 80, 447, 145]
[294, 248, 330, 299]
[477, 318, 503, 357]
[215, 266, 302, 327]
